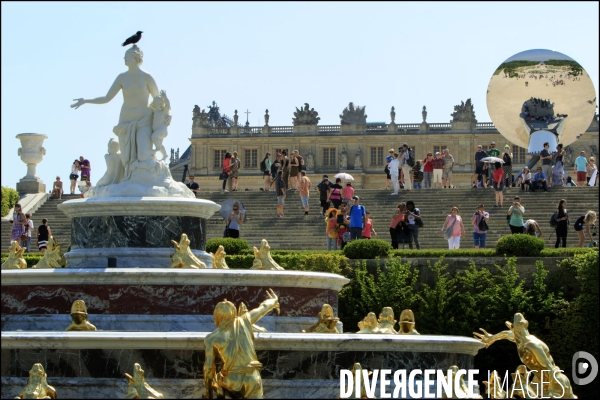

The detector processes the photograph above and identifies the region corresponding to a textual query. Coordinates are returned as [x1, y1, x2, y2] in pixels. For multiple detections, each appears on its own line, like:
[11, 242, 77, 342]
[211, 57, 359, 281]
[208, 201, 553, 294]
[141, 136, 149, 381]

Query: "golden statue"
[203, 289, 280, 399]
[124, 363, 164, 399]
[339, 363, 373, 399]
[510, 365, 539, 399]
[210, 245, 229, 269]
[440, 365, 482, 399]
[170, 233, 207, 269]
[356, 312, 378, 334]
[474, 312, 577, 399]
[65, 300, 97, 331]
[2, 241, 27, 270]
[34, 237, 65, 269]
[398, 309, 420, 335]
[250, 239, 284, 270]
[372, 307, 397, 334]
[482, 371, 507, 399]
[302, 304, 339, 333]
[14, 363, 56, 399]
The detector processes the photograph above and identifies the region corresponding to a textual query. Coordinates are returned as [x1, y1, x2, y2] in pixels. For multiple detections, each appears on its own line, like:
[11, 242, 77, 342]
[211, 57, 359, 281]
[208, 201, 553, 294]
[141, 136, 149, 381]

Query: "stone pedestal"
[419, 122, 429, 132]
[340, 123, 365, 134]
[230, 126, 240, 136]
[57, 197, 220, 268]
[292, 124, 318, 135]
[451, 121, 476, 131]
[388, 122, 397, 133]
[262, 125, 271, 134]
[16, 133, 48, 194]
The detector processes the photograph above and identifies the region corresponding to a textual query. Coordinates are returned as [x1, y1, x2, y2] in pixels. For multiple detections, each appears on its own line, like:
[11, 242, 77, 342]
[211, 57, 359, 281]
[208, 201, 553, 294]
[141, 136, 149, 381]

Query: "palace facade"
[169, 101, 599, 190]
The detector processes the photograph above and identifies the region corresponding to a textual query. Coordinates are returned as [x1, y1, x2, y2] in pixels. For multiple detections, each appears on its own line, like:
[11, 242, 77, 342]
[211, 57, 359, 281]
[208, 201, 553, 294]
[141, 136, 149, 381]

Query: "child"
[412, 161, 423, 189]
[149, 90, 171, 161]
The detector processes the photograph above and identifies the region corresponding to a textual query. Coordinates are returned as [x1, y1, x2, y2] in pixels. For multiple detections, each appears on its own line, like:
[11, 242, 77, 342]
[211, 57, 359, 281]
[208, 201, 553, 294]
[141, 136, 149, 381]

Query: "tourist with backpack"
[348, 196, 366, 241]
[551, 199, 569, 248]
[399, 143, 413, 191]
[261, 153, 272, 191]
[327, 178, 344, 209]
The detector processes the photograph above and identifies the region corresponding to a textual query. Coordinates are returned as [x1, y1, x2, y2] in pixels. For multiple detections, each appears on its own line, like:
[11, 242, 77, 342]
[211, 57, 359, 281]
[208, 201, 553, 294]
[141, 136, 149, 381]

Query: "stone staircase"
[2, 188, 598, 253]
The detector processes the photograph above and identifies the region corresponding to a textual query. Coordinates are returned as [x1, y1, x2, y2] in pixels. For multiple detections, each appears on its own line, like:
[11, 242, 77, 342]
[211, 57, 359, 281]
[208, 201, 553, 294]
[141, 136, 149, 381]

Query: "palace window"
[323, 147, 336, 167]
[370, 147, 384, 166]
[433, 145, 448, 156]
[275, 148, 288, 156]
[512, 145, 527, 164]
[214, 149, 227, 168]
[244, 149, 258, 168]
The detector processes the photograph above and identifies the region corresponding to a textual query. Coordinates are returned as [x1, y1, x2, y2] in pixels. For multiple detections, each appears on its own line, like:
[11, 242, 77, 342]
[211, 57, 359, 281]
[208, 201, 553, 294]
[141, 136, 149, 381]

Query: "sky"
[1, 2, 598, 191]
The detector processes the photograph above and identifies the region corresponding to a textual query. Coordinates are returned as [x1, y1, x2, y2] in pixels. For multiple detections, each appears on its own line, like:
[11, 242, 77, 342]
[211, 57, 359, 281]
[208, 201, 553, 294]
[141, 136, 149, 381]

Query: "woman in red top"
[493, 161, 504, 207]
[422, 153, 434, 189]
[222, 152, 232, 192]
[389, 203, 406, 249]
[362, 210, 377, 239]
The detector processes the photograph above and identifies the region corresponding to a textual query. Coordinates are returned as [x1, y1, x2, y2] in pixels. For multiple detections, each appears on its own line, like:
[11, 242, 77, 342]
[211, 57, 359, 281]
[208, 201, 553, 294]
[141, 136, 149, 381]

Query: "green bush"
[1, 187, 20, 217]
[223, 253, 348, 274]
[343, 239, 391, 259]
[496, 234, 545, 257]
[389, 249, 497, 258]
[540, 248, 597, 257]
[206, 238, 250, 255]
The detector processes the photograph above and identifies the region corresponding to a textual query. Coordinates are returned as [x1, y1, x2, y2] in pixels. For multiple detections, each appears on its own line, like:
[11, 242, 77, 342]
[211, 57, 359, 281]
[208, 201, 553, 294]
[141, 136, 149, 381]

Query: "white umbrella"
[480, 157, 505, 163]
[220, 198, 247, 222]
[334, 172, 354, 181]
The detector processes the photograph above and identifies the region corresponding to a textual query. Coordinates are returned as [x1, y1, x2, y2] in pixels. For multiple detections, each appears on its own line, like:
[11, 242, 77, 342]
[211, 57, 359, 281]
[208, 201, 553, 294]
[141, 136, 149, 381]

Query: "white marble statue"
[71, 45, 193, 198]
[149, 90, 171, 161]
[96, 138, 124, 187]
[354, 148, 362, 170]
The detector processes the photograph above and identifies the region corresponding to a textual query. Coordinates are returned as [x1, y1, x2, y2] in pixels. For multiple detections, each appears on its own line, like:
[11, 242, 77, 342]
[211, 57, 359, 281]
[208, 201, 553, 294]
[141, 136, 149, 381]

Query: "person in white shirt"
[388, 153, 400, 195]
[520, 167, 532, 192]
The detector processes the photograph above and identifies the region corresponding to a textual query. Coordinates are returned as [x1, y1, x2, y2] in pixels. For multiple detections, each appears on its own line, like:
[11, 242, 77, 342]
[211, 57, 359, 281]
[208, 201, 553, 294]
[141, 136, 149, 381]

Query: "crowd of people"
[9, 203, 53, 253]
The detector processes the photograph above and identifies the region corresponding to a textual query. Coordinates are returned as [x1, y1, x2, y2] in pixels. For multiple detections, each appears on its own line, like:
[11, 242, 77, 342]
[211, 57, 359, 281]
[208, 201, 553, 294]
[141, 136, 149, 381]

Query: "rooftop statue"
[203, 289, 280, 399]
[422, 106, 427, 123]
[356, 312, 378, 334]
[170, 233, 207, 269]
[65, 300, 97, 331]
[13, 363, 56, 399]
[390, 106, 396, 124]
[123, 363, 164, 399]
[1, 241, 27, 270]
[292, 103, 320, 126]
[398, 309, 419, 335]
[450, 98, 477, 123]
[34, 237, 65, 269]
[372, 307, 397, 334]
[193, 105, 210, 128]
[251, 239, 284, 270]
[71, 45, 193, 198]
[474, 312, 577, 398]
[210, 245, 229, 269]
[302, 304, 340, 333]
[340, 102, 367, 125]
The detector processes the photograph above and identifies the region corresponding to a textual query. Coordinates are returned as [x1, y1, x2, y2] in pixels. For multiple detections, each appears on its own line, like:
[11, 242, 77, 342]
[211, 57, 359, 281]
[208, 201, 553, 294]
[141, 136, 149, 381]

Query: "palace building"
[169, 100, 599, 190]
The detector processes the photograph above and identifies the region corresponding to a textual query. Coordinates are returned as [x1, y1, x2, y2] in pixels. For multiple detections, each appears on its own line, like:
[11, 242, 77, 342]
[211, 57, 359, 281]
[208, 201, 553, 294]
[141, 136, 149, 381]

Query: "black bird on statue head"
[122, 31, 143, 46]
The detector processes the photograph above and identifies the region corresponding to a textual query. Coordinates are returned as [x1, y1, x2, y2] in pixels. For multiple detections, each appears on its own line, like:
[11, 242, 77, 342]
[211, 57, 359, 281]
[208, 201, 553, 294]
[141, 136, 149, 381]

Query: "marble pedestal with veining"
[57, 197, 220, 268]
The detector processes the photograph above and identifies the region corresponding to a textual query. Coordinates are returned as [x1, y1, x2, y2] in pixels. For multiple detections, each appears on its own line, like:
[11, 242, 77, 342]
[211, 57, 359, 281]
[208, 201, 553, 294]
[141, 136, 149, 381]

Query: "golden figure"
[441, 365, 482, 399]
[14, 363, 56, 399]
[203, 289, 280, 399]
[482, 371, 507, 399]
[356, 312, 378, 334]
[339, 363, 373, 399]
[398, 309, 420, 335]
[34, 237, 65, 269]
[65, 300, 97, 331]
[124, 363, 164, 399]
[474, 312, 577, 399]
[302, 304, 339, 333]
[250, 239, 284, 270]
[170, 233, 206, 269]
[2, 241, 27, 270]
[210, 245, 229, 269]
[372, 307, 397, 334]
[510, 365, 539, 399]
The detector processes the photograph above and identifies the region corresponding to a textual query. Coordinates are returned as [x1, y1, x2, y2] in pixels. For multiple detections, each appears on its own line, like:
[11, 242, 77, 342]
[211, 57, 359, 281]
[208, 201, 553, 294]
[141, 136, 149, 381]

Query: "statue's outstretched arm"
[473, 328, 514, 348]
[249, 289, 280, 324]
[71, 76, 122, 108]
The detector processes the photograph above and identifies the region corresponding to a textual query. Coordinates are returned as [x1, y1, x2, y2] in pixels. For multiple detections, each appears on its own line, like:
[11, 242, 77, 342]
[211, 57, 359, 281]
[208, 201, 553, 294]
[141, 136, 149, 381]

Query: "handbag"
[416, 218, 424, 228]
[21, 233, 28, 242]
[223, 223, 231, 238]
[478, 215, 489, 232]
[219, 172, 229, 180]
[443, 219, 457, 240]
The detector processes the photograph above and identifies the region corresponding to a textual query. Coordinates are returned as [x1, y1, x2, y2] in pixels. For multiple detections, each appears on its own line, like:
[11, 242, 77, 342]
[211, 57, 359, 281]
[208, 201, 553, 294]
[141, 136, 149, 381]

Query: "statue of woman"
[422, 106, 427, 122]
[339, 148, 348, 170]
[390, 106, 396, 124]
[305, 149, 315, 170]
[264, 109, 270, 126]
[354, 148, 362, 170]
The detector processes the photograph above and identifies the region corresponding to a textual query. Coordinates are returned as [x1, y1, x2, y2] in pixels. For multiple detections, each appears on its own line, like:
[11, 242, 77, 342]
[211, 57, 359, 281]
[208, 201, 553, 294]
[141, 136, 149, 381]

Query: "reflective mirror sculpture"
[474, 312, 577, 398]
[14, 363, 56, 399]
[203, 289, 280, 399]
[123, 363, 164, 399]
[486, 49, 596, 150]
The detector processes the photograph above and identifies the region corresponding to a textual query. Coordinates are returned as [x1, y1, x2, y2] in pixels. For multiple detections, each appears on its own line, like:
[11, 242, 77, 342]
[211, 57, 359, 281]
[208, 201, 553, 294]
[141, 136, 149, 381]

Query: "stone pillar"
[262, 126, 272, 134]
[16, 133, 47, 194]
[292, 125, 318, 135]
[340, 124, 365, 134]
[388, 123, 397, 133]
[419, 123, 429, 132]
[230, 126, 240, 136]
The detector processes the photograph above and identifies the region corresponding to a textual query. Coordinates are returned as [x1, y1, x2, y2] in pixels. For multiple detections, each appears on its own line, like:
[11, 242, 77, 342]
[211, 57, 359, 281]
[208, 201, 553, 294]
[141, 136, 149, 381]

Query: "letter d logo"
[572, 351, 598, 385]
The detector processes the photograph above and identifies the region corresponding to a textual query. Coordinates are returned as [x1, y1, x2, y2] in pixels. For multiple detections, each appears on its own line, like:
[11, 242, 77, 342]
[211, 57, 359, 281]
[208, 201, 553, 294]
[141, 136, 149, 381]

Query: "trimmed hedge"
[496, 234, 545, 257]
[205, 238, 251, 255]
[343, 239, 391, 259]
[390, 249, 498, 258]
[1, 187, 20, 217]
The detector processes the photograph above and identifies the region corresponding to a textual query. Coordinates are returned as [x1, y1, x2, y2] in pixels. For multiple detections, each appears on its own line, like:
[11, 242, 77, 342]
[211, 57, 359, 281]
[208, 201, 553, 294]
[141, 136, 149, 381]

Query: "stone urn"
[16, 133, 48, 193]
